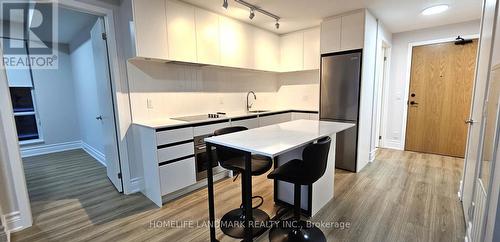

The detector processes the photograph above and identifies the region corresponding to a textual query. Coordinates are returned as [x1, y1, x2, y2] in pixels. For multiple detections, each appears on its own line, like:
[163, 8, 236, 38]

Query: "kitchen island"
[204, 119, 354, 241]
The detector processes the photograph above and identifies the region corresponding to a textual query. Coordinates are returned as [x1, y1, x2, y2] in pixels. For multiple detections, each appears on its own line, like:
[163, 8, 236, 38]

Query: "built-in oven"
[194, 134, 225, 181]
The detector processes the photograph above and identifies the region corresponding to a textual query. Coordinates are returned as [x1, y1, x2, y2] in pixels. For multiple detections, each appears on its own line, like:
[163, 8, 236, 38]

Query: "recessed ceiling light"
[422, 4, 449, 15]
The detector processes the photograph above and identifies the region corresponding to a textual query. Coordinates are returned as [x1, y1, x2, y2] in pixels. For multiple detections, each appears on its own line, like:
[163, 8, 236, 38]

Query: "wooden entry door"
[405, 40, 478, 157]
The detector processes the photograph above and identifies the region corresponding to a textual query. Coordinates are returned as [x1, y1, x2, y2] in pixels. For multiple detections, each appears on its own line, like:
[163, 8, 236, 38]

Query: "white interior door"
[90, 18, 123, 192]
[461, 0, 497, 225]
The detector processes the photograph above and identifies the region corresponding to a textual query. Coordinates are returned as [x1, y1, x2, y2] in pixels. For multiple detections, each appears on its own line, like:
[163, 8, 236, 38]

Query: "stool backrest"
[302, 136, 332, 183]
[213, 126, 248, 166]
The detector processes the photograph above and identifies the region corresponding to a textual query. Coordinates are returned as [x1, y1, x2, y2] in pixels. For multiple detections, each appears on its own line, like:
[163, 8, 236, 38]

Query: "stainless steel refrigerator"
[320, 50, 362, 172]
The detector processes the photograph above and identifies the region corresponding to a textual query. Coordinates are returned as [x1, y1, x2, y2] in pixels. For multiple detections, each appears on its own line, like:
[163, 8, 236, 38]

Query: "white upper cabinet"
[320, 17, 341, 54]
[219, 16, 254, 69]
[133, 0, 327, 72]
[166, 0, 197, 62]
[340, 11, 365, 51]
[132, 0, 168, 59]
[303, 27, 320, 70]
[195, 8, 220, 65]
[254, 28, 280, 72]
[321, 11, 365, 54]
[280, 31, 303, 72]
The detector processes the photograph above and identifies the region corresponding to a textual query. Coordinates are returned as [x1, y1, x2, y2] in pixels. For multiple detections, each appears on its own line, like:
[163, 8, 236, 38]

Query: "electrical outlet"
[147, 99, 153, 109]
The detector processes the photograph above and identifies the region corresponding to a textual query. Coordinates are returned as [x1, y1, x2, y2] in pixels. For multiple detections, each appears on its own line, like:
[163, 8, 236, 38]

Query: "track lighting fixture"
[233, 0, 281, 29]
[222, 0, 228, 9]
[249, 9, 255, 19]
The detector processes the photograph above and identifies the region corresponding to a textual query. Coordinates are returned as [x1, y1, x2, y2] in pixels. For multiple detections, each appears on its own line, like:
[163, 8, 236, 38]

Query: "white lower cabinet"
[310, 113, 320, 120]
[259, 113, 292, 127]
[159, 157, 196, 195]
[231, 117, 259, 129]
[291, 112, 311, 120]
[157, 142, 194, 163]
[193, 121, 230, 136]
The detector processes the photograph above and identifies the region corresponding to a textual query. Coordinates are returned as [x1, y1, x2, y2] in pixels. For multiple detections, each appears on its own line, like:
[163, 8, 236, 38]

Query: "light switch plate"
[147, 99, 153, 109]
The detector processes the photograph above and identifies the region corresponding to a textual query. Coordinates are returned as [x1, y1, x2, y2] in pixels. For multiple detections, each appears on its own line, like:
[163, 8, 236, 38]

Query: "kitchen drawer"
[157, 142, 194, 163]
[193, 121, 230, 136]
[159, 157, 196, 195]
[309, 113, 319, 120]
[259, 113, 292, 127]
[156, 127, 193, 146]
[291, 112, 310, 120]
[231, 117, 259, 129]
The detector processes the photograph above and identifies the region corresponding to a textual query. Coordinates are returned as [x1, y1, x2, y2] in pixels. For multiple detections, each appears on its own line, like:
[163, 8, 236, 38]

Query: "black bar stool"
[267, 136, 332, 242]
[213, 126, 273, 239]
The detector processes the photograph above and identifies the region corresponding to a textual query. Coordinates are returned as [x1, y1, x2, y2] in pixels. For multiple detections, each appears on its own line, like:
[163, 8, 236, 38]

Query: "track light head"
[222, 0, 228, 9]
[249, 9, 255, 19]
[275, 21, 279, 29]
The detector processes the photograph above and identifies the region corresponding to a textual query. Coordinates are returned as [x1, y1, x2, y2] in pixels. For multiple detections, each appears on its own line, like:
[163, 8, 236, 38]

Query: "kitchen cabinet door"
[195, 8, 220, 65]
[309, 113, 320, 120]
[320, 17, 341, 54]
[219, 16, 254, 69]
[280, 32, 304, 72]
[159, 157, 196, 195]
[132, 0, 168, 59]
[303, 27, 320, 70]
[340, 11, 365, 51]
[166, 0, 197, 62]
[259, 113, 292, 127]
[231, 118, 259, 129]
[254, 28, 280, 72]
[291, 112, 310, 120]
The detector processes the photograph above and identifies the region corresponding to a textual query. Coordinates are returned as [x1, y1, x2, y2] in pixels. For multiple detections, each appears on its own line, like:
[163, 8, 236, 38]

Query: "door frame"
[376, 44, 391, 149]
[0, 0, 133, 231]
[400, 34, 480, 151]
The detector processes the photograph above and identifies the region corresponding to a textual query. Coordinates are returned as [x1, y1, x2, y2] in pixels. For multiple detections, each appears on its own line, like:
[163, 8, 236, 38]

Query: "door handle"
[96, 115, 103, 120]
[408, 101, 419, 105]
[465, 119, 475, 125]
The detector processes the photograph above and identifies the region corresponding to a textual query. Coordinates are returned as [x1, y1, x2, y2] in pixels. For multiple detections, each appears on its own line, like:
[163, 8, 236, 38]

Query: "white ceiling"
[182, 0, 482, 34]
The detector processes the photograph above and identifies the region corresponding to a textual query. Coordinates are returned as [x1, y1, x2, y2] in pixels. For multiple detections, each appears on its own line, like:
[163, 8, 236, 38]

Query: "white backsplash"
[127, 60, 319, 122]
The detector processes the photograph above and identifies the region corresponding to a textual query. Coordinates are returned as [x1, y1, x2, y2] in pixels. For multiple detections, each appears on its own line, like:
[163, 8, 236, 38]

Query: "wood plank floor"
[12, 148, 465, 242]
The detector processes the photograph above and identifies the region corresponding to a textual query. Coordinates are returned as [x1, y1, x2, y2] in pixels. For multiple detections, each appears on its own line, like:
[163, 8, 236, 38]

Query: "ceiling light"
[422, 4, 449, 15]
[249, 9, 255, 19]
[222, 0, 228, 9]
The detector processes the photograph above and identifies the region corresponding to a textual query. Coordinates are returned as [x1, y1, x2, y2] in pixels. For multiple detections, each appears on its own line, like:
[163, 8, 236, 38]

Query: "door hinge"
[384, 56, 388, 61]
[379, 135, 382, 140]
[118, 172, 122, 179]
[102, 32, 107, 40]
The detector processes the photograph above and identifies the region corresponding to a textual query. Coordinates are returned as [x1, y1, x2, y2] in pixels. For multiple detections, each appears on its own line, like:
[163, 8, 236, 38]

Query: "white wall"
[276, 70, 320, 111]
[26, 44, 81, 148]
[383, 20, 480, 150]
[70, 39, 104, 155]
[127, 60, 280, 122]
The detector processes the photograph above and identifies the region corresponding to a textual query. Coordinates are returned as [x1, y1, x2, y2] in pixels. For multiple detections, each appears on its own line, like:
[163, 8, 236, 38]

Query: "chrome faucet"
[246, 91, 256, 112]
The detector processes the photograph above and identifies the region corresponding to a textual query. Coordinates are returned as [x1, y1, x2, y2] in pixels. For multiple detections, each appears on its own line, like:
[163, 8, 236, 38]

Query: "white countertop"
[133, 109, 318, 129]
[204, 120, 355, 157]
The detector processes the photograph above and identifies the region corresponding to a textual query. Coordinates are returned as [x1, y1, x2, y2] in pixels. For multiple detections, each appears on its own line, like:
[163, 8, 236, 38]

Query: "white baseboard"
[81, 142, 106, 167]
[382, 139, 404, 150]
[4, 212, 22, 232]
[369, 148, 378, 162]
[20, 141, 82, 157]
[128, 177, 143, 194]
